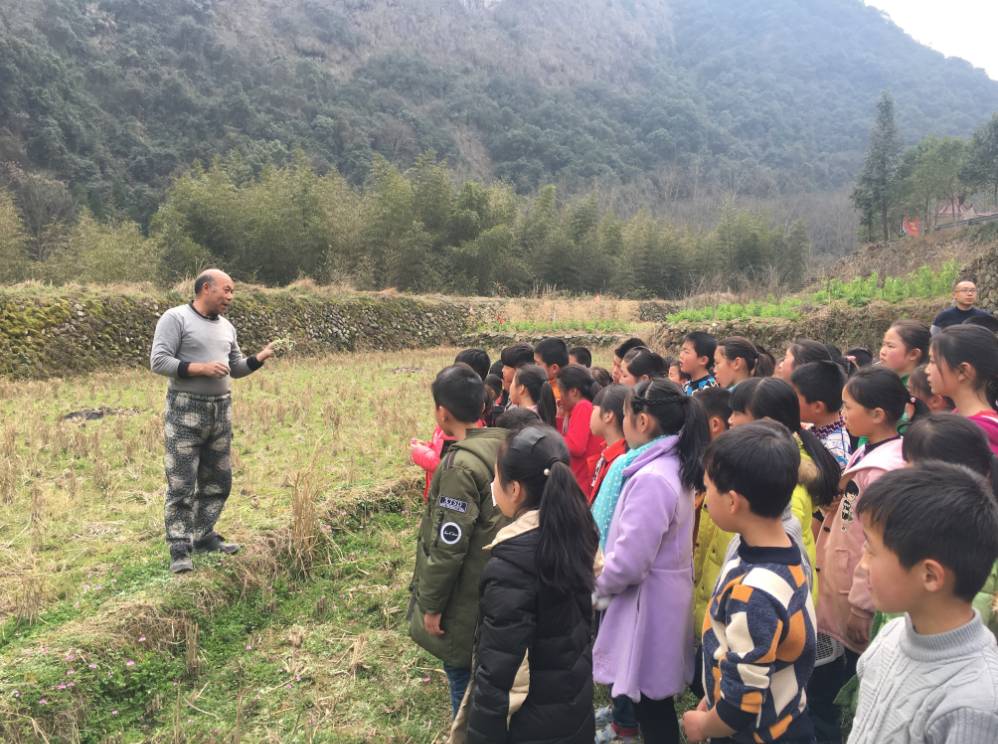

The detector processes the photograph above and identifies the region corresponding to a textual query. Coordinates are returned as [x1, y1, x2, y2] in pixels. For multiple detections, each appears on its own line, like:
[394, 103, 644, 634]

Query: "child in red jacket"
[556, 364, 604, 499]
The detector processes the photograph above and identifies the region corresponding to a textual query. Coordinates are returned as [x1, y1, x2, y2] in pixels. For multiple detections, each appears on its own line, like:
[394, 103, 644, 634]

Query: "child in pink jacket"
[410, 427, 456, 502]
[810, 367, 908, 738]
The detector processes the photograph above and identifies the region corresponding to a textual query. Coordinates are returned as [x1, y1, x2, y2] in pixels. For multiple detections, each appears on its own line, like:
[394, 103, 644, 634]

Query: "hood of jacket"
[797, 438, 821, 494]
[842, 437, 905, 479]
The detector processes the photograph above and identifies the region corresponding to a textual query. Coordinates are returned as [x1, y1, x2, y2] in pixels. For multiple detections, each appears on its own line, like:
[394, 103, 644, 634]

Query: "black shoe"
[193, 533, 240, 555]
[170, 547, 194, 574]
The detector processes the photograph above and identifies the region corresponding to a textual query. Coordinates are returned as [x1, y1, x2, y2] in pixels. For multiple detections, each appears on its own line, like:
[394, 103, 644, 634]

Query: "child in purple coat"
[593, 379, 709, 744]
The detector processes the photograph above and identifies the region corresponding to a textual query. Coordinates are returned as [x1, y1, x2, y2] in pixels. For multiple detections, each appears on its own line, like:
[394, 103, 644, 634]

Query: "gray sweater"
[848, 611, 998, 744]
[150, 304, 261, 395]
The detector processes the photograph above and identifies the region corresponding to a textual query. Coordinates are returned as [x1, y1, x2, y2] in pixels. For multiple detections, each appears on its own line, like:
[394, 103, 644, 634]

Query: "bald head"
[193, 269, 235, 316]
[194, 269, 232, 296]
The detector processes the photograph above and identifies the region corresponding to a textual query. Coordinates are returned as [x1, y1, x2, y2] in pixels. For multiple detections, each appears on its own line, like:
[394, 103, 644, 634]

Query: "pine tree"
[852, 92, 902, 242]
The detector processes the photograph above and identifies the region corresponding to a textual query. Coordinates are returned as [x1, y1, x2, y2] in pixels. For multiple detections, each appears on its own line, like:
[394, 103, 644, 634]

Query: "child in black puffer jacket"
[451, 426, 599, 744]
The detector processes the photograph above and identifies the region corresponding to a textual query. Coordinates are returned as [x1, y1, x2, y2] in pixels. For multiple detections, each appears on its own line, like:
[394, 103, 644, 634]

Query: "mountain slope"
[1, 0, 996, 222]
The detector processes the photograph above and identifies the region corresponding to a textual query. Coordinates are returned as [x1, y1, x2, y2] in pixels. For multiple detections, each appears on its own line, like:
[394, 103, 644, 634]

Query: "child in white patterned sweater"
[848, 463, 998, 744]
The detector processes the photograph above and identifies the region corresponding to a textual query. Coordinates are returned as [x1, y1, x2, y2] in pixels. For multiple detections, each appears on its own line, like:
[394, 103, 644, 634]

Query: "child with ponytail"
[592, 379, 708, 744]
[713, 336, 759, 389]
[509, 364, 558, 427]
[619, 347, 669, 386]
[556, 364, 604, 499]
[878, 319, 930, 384]
[455, 426, 598, 743]
[927, 324, 998, 454]
[809, 366, 907, 739]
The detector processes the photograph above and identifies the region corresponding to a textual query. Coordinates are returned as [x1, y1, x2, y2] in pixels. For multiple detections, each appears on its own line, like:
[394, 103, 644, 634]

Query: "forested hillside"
[2, 0, 996, 225]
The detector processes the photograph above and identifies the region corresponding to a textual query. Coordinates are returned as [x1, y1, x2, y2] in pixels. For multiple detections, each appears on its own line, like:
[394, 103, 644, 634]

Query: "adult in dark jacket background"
[931, 279, 993, 334]
[452, 426, 598, 744]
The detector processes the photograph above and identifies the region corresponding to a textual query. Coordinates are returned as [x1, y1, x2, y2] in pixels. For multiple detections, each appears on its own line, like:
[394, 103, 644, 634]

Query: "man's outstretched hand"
[256, 342, 275, 362]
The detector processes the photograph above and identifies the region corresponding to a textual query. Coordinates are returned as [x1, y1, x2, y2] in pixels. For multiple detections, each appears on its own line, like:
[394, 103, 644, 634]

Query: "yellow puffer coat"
[692, 443, 819, 638]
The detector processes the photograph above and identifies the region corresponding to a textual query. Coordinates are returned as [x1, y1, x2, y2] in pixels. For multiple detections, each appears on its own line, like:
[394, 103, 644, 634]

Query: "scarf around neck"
[591, 436, 664, 551]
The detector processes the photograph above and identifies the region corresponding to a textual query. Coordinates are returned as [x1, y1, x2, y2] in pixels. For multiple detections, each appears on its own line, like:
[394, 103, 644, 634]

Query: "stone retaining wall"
[0, 287, 484, 379]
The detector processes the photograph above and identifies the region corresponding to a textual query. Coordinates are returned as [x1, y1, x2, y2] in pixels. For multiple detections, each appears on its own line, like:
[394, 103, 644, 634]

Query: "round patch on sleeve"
[440, 522, 462, 545]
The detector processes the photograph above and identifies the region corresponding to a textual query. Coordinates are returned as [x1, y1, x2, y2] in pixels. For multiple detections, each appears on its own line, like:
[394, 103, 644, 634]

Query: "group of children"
[406, 317, 998, 744]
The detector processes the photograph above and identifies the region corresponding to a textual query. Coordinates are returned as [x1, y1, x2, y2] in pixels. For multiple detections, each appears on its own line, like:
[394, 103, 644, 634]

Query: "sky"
[864, 1, 998, 80]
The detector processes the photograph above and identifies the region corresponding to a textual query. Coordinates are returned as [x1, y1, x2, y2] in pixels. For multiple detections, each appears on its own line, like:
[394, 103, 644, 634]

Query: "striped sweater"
[702, 541, 817, 743]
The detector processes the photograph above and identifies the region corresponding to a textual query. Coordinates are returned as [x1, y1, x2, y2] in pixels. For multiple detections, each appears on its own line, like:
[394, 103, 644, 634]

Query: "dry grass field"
[0, 346, 631, 743]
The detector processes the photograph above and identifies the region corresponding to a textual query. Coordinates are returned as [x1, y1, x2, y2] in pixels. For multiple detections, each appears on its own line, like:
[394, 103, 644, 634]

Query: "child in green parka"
[408, 364, 509, 717]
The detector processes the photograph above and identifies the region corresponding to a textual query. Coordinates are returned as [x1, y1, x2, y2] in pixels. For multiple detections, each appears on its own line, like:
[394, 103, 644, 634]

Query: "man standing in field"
[150, 269, 274, 574]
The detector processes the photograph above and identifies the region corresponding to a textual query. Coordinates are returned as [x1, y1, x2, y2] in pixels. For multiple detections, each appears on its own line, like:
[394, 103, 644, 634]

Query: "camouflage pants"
[164, 391, 233, 551]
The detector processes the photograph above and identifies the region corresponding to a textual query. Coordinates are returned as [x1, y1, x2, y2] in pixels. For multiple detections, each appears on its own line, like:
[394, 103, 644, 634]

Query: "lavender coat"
[592, 435, 696, 702]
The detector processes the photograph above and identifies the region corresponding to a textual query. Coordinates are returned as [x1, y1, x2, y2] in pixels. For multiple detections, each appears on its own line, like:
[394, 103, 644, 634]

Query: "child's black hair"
[432, 364, 485, 423]
[908, 364, 955, 410]
[963, 314, 998, 333]
[534, 337, 569, 368]
[623, 347, 668, 380]
[857, 462, 998, 602]
[791, 360, 846, 413]
[846, 347, 874, 368]
[627, 379, 709, 491]
[568, 346, 592, 368]
[614, 337, 647, 360]
[903, 412, 998, 495]
[789, 338, 833, 368]
[495, 406, 541, 432]
[694, 386, 733, 425]
[731, 376, 842, 507]
[844, 366, 910, 424]
[729, 376, 763, 415]
[454, 348, 490, 381]
[754, 345, 776, 378]
[514, 365, 558, 427]
[931, 325, 998, 409]
[556, 364, 601, 402]
[593, 384, 629, 433]
[590, 366, 613, 387]
[718, 336, 760, 376]
[483, 373, 503, 423]
[484, 373, 503, 399]
[683, 332, 717, 370]
[500, 342, 535, 369]
[888, 319, 931, 367]
[488, 359, 504, 378]
[703, 421, 801, 518]
[496, 426, 599, 591]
